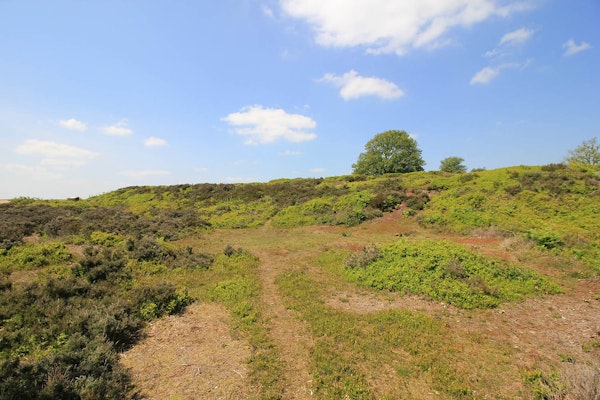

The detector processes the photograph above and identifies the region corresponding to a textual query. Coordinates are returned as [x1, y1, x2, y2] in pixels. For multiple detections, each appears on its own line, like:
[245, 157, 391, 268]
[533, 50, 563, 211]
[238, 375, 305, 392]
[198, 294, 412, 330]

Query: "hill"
[1, 165, 599, 399]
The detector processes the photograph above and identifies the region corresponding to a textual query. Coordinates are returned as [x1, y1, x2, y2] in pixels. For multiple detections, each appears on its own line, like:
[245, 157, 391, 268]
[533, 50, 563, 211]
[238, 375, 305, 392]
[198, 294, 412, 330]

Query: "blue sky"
[1, 0, 598, 199]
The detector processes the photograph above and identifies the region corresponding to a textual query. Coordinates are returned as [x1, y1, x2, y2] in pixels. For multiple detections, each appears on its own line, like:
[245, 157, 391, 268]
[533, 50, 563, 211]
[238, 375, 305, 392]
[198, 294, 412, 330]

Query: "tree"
[352, 130, 425, 175]
[439, 156, 467, 173]
[566, 137, 600, 167]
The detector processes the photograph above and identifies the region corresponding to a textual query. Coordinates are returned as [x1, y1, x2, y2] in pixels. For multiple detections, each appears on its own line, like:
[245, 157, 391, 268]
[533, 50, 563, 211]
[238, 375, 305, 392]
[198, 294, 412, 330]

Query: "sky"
[1, 0, 598, 199]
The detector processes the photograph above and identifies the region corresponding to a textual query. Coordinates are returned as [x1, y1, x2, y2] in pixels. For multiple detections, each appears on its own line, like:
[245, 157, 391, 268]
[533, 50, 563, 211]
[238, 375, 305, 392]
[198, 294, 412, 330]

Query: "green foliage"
[440, 156, 467, 173]
[352, 130, 425, 175]
[415, 166, 600, 272]
[344, 239, 561, 309]
[527, 230, 564, 250]
[277, 269, 474, 399]
[565, 137, 600, 168]
[522, 368, 568, 400]
[0, 243, 72, 272]
[0, 238, 193, 399]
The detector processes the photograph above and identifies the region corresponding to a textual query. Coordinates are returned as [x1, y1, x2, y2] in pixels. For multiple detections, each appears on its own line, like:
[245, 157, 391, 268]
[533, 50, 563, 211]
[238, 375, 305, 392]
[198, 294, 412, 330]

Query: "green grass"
[342, 239, 562, 309]
[199, 251, 286, 400]
[277, 270, 475, 399]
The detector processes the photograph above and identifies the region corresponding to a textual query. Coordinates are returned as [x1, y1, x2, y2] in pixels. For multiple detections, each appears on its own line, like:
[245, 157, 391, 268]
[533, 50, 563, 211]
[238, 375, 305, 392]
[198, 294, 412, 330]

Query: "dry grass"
[122, 211, 600, 399]
[121, 303, 252, 400]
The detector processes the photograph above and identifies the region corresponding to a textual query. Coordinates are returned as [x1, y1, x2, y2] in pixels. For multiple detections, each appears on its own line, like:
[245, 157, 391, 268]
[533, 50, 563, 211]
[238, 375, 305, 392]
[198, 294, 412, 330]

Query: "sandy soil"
[121, 303, 251, 400]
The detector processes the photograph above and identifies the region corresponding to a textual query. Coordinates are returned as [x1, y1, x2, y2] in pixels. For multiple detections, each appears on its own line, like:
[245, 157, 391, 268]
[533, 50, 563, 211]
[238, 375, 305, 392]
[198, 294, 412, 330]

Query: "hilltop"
[1, 165, 599, 399]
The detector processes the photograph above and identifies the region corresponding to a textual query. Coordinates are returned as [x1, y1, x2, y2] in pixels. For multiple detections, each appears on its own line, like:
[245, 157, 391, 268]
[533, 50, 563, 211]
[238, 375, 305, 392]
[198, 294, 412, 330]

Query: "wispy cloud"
[1, 163, 63, 180]
[474, 26, 534, 85]
[59, 118, 87, 132]
[319, 70, 404, 100]
[470, 66, 501, 85]
[144, 136, 168, 147]
[120, 170, 170, 179]
[101, 120, 133, 136]
[15, 139, 99, 163]
[262, 5, 274, 18]
[281, 0, 531, 55]
[485, 27, 535, 58]
[279, 150, 303, 156]
[499, 27, 534, 46]
[563, 39, 591, 57]
[470, 62, 525, 85]
[222, 105, 317, 145]
[309, 167, 325, 173]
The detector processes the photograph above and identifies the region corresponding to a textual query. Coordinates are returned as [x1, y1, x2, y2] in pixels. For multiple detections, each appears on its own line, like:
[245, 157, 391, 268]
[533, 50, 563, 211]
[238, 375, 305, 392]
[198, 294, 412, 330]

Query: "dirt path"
[121, 303, 251, 400]
[253, 248, 315, 399]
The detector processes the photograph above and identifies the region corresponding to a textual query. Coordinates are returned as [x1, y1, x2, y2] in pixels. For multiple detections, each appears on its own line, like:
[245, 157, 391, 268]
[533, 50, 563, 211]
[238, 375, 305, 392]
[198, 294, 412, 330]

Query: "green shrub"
[344, 239, 561, 309]
[527, 230, 565, 250]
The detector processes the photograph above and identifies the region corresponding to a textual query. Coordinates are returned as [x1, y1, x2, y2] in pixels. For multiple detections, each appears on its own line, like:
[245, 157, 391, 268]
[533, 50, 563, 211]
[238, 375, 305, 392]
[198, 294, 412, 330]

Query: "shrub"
[345, 239, 560, 309]
[344, 244, 382, 269]
[527, 230, 564, 250]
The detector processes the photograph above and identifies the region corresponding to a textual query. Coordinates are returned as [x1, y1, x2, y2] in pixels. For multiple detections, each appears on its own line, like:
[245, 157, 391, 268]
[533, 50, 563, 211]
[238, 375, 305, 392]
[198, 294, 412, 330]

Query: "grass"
[342, 239, 562, 309]
[277, 269, 477, 399]
[197, 250, 286, 400]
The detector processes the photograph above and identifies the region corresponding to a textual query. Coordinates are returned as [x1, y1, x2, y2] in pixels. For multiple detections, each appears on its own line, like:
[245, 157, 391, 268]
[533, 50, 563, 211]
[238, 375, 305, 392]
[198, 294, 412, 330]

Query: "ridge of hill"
[84, 165, 599, 272]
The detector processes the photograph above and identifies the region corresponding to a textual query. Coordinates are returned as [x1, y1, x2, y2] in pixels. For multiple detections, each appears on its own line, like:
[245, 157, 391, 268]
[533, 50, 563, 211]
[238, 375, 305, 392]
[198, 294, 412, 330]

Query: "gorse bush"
[344, 239, 561, 309]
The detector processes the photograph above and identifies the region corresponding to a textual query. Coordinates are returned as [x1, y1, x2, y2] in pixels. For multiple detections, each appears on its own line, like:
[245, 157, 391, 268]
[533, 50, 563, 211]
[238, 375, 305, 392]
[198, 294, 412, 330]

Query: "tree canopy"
[352, 130, 425, 175]
[566, 137, 599, 167]
[440, 157, 467, 173]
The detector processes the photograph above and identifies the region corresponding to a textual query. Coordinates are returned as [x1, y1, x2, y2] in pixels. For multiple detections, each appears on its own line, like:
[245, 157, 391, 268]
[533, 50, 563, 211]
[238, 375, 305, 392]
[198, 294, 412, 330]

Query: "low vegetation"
[344, 239, 561, 309]
[1, 162, 599, 399]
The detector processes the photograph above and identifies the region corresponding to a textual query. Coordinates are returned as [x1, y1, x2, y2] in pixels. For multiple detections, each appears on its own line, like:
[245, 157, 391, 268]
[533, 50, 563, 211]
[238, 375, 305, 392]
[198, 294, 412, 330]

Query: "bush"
[344, 244, 382, 269]
[527, 230, 564, 250]
[344, 239, 561, 309]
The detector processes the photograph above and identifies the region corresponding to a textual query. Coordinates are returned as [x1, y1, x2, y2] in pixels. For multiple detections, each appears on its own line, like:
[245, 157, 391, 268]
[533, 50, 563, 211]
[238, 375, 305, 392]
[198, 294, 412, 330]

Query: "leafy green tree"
[439, 156, 467, 173]
[352, 130, 425, 175]
[566, 137, 599, 167]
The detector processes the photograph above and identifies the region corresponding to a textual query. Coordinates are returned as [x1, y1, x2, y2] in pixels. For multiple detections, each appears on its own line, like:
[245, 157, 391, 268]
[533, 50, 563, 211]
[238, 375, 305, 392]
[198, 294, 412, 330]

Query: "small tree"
[352, 130, 425, 175]
[566, 137, 600, 167]
[440, 157, 467, 173]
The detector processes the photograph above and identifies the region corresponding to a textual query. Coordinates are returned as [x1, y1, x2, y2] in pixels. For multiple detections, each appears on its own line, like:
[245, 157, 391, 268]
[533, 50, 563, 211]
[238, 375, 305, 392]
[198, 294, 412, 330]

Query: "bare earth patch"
[326, 289, 457, 316]
[121, 302, 251, 400]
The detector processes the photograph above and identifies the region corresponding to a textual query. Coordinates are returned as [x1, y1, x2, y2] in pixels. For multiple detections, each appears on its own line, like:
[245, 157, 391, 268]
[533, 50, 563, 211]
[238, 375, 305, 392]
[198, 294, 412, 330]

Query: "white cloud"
[144, 136, 168, 147]
[470, 66, 500, 84]
[16, 139, 99, 161]
[485, 27, 534, 58]
[41, 158, 86, 168]
[101, 120, 133, 136]
[476, 27, 533, 85]
[120, 170, 171, 179]
[499, 27, 534, 46]
[222, 105, 317, 145]
[262, 5, 274, 18]
[280, 150, 303, 156]
[59, 118, 87, 132]
[280, 0, 530, 55]
[1, 163, 63, 180]
[309, 167, 326, 173]
[563, 39, 591, 57]
[470, 62, 524, 85]
[319, 70, 404, 100]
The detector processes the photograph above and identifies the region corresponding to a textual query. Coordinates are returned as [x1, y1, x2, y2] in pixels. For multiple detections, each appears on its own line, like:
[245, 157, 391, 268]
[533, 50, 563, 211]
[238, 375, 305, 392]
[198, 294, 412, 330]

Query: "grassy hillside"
[85, 164, 599, 272]
[1, 164, 599, 399]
